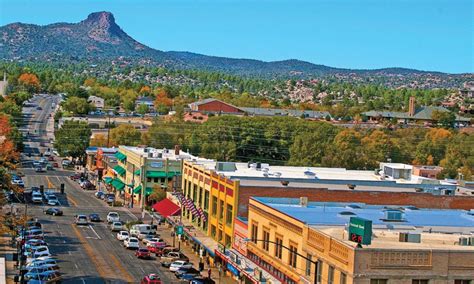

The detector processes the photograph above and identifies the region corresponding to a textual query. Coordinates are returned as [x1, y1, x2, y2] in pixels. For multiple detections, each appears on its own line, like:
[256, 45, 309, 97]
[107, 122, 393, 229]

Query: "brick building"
[188, 98, 244, 114]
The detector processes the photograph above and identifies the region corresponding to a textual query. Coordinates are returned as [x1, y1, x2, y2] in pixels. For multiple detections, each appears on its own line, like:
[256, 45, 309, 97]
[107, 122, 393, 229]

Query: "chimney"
[174, 145, 180, 155]
[408, 96, 416, 116]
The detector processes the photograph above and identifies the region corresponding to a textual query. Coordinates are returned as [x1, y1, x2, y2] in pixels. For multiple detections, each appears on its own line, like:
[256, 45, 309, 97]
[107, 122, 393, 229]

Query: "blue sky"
[0, 0, 472, 73]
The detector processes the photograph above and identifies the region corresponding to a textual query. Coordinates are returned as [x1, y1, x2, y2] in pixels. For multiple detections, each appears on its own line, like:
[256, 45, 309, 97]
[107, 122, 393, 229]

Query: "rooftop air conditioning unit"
[459, 237, 470, 246]
[399, 232, 421, 243]
[300, 197, 308, 207]
[384, 210, 405, 222]
[274, 172, 282, 178]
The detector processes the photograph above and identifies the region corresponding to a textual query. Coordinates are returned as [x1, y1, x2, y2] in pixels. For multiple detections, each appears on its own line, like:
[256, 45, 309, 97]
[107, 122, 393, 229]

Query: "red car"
[135, 248, 151, 259]
[147, 242, 167, 254]
[52, 162, 59, 168]
[140, 274, 162, 284]
[48, 156, 55, 161]
[70, 173, 81, 180]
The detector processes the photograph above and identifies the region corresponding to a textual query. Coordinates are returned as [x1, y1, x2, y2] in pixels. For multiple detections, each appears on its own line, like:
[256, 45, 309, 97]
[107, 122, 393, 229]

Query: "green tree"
[136, 104, 149, 115]
[109, 124, 141, 146]
[148, 185, 167, 202]
[431, 110, 456, 128]
[62, 97, 93, 115]
[54, 120, 91, 160]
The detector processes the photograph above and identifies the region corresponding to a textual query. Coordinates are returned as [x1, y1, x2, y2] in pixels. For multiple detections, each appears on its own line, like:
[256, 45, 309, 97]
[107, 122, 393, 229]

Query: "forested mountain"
[1, 11, 471, 85]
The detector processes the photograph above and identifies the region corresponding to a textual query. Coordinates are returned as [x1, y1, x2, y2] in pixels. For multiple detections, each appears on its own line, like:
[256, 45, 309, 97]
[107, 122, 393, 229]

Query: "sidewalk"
[0, 235, 18, 284]
[126, 206, 237, 284]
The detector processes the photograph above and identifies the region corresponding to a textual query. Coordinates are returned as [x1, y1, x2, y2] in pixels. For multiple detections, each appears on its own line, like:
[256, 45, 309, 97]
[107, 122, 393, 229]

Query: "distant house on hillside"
[188, 98, 331, 119]
[0, 73, 8, 97]
[87, 95, 105, 109]
[189, 98, 244, 114]
[363, 97, 470, 124]
[135, 96, 155, 110]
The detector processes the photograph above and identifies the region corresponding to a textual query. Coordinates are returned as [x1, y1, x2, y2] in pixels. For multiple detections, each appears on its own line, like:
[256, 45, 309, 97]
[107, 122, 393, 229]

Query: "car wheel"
[53, 213, 56, 216]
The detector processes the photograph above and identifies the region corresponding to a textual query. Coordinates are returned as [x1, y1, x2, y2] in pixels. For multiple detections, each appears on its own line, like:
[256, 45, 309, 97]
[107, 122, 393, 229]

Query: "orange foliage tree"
[139, 86, 151, 95]
[18, 73, 40, 93]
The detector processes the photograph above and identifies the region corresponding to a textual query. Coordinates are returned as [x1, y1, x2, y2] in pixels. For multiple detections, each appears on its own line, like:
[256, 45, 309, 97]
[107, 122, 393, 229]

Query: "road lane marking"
[67, 195, 78, 207]
[109, 253, 135, 283]
[45, 176, 54, 188]
[88, 225, 102, 240]
[70, 224, 110, 280]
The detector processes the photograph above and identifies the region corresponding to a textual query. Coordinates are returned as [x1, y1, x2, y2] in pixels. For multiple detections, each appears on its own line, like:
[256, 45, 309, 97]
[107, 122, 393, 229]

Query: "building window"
[153, 177, 159, 182]
[198, 187, 203, 205]
[225, 234, 231, 247]
[288, 243, 297, 268]
[211, 196, 217, 216]
[454, 281, 471, 284]
[219, 200, 224, 221]
[211, 225, 216, 238]
[328, 266, 334, 284]
[218, 229, 222, 241]
[340, 273, 347, 284]
[226, 204, 233, 225]
[370, 280, 388, 284]
[412, 281, 429, 284]
[204, 191, 209, 210]
[147, 177, 151, 182]
[315, 260, 322, 284]
[274, 235, 283, 259]
[251, 223, 258, 243]
[305, 254, 312, 276]
[262, 229, 270, 251]
[193, 185, 197, 201]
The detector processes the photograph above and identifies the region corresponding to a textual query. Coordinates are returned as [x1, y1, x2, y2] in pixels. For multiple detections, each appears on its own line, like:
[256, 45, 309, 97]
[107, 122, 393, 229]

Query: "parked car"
[140, 274, 162, 284]
[32, 192, 43, 204]
[154, 246, 179, 257]
[116, 231, 129, 241]
[142, 237, 164, 246]
[47, 156, 55, 161]
[161, 251, 189, 263]
[130, 224, 156, 237]
[45, 208, 63, 216]
[26, 258, 58, 269]
[135, 248, 151, 259]
[107, 212, 120, 223]
[175, 267, 200, 278]
[189, 277, 216, 284]
[95, 191, 105, 199]
[124, 237, 139, 249]
[169, 260, 193, 272]
[24, 270, 61, 284]
[75, 214, 88, 225]
[105, 194, 115, 204]
[52, 162, 59, 168]
[87, 213, 99, 222]
[24, 246, 51, 259]
[147, 242, 168, 255]
[137, 230, 158, 240]
[110, 222, 123, 232]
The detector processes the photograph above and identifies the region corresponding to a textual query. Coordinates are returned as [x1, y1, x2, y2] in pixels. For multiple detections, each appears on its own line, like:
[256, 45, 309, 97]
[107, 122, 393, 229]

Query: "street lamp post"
[243, 238, 319, 284]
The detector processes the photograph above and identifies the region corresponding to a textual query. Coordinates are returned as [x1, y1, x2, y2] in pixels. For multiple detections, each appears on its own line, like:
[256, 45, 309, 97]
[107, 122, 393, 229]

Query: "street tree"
[109, 124, 141, 146]
[54, 120, 91, 161]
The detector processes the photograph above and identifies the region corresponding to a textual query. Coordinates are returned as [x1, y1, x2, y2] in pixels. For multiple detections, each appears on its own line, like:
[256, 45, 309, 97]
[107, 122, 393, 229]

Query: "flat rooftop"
[120, 146, 212, 162]
[253, 197, 474, 233]
[190, 161, 455, 190]
[253, 197, 474, 250]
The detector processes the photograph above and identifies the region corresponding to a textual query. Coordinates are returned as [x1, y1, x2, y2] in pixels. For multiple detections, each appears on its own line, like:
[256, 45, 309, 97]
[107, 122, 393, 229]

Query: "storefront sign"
[150, 162, 163, 168]
[176, 225, 183, 235]
[226, 263, 240, 277]
[348, 217, 372, 245]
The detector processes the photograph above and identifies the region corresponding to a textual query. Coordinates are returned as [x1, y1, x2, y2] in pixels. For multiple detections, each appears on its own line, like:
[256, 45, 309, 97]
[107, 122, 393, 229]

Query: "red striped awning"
[152, 199, 181, 217]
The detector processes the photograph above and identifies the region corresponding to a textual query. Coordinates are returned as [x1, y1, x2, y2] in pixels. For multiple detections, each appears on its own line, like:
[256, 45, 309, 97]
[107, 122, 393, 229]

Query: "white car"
[142, 237, 164, 246]
[26, 256, 56, 265]
[75, 215, 88, 225]
[110, 222, 123, 232]
[27, 258, 58, 268]
[46, 196, 59, 206]
[169, 260, 193, 272]
[107, 212, 120, 223]
[116, 231, 129, 241]
[123, 237, 139, 249]
[32, 193, 43, 203]
[25, 246, 51, 260]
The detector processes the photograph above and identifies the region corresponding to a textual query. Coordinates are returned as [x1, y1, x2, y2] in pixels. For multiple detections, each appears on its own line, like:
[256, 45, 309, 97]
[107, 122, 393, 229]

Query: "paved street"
[17, 95, 177, 283]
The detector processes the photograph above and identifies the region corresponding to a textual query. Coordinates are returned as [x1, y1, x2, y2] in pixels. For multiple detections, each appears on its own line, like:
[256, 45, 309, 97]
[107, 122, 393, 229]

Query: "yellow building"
[247, 197, 474, 284]
[182, 160, 239, 247]
[109, 146, 186, 207]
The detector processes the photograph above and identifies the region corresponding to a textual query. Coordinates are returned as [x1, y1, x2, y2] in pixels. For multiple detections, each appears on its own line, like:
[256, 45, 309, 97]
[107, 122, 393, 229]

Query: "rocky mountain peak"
[81, 11, 116, 28]
[80, 11, 125, 44]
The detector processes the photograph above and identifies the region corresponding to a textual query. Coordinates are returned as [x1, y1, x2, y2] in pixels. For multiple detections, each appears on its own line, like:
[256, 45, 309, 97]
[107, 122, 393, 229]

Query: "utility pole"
[106, 111, 111, 147]
[140, 156, 147, 220]
[131, 164, 135, 208]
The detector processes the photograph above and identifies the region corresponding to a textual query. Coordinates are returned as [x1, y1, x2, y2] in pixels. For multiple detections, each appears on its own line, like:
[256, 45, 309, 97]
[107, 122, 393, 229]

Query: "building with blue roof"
[246, 196, 474, 284]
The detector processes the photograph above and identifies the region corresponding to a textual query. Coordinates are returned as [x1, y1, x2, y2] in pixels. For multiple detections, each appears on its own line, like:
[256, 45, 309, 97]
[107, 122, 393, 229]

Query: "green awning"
[133, 185, 142, 194]
[134, 169, 141, 176]
[114, 152, 127, 162]
[146, 171, 179, 178]
[111, 179, 125, 191]
[103, 177, 113, 184]
[145, 187, 153, 196]
[132, 185, 152, 195]
[113, 165, 126, 176]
